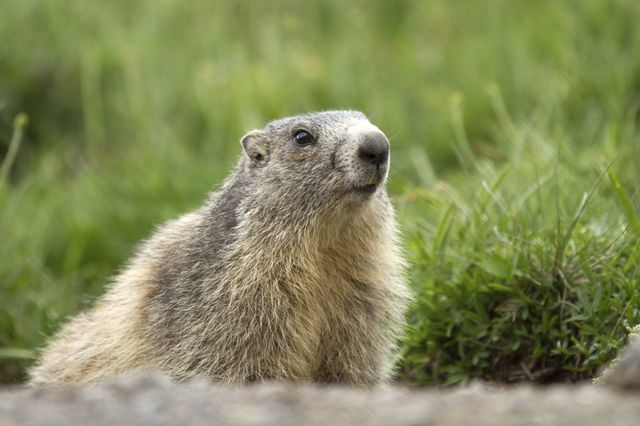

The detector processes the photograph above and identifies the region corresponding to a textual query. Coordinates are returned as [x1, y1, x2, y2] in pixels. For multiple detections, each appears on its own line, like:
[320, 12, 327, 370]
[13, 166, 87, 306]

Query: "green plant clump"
[398, 96, 640, 384]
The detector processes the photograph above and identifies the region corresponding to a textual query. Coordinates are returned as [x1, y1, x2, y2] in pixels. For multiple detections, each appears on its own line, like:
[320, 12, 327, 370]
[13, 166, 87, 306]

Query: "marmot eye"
[294, 130, 315, 146]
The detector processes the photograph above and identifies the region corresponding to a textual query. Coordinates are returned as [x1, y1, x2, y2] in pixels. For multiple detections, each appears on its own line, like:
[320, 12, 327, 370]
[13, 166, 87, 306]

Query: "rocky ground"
[1, 372, 640, 426]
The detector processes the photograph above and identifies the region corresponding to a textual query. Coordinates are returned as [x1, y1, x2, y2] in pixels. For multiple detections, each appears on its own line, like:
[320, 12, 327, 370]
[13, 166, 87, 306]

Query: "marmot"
[28, 110, 410, 386]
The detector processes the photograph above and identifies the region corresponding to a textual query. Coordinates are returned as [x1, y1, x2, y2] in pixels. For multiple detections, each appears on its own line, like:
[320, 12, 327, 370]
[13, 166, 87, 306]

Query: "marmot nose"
[358, 133, 389, 166]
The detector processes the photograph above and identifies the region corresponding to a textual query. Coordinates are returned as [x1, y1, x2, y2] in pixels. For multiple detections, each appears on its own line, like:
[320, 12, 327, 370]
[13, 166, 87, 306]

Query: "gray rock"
[604, 338, 640, 389]
[1, 373, 639, 426]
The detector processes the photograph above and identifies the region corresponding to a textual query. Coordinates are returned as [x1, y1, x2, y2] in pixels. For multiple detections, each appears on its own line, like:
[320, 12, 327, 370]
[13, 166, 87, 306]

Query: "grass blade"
[608, 169, 640, 235]
[0, 113, 28, 184]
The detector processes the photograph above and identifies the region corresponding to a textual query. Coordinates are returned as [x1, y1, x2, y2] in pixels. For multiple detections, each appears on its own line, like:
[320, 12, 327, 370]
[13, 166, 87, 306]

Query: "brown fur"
[28, 111, 410, 386]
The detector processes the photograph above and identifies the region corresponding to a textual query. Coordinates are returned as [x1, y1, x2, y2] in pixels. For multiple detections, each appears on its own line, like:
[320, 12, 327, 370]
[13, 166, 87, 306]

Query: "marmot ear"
[241, 130, 270, 167]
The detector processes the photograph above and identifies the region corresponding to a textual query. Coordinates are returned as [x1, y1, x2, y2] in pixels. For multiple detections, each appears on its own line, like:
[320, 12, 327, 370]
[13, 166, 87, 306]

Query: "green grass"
[399, 98, 640, 384]
[1, 0, 640, 384]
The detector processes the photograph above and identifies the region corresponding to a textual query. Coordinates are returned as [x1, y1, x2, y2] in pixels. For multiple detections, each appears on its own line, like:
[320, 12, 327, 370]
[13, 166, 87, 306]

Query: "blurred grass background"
[1, 0, 640, 384]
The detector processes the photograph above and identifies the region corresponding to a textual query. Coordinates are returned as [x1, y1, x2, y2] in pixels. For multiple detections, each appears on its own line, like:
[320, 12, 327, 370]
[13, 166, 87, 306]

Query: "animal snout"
[357, 133, 389, 167]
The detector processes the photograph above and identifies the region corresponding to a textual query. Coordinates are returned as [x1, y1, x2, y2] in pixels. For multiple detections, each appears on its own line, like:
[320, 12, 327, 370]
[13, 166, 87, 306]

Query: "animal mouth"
[352, 183, 379, 194]
[351, 174, 383, 194]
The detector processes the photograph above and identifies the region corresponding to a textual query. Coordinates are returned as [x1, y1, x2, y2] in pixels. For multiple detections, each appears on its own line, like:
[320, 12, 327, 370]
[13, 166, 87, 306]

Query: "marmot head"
[239, 111, 391, 214]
